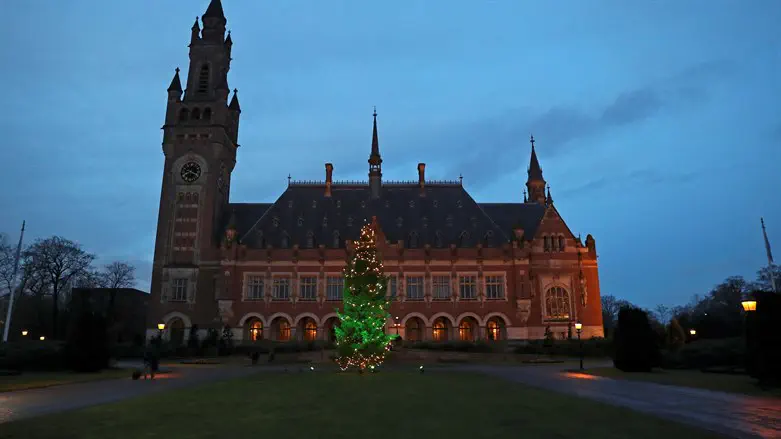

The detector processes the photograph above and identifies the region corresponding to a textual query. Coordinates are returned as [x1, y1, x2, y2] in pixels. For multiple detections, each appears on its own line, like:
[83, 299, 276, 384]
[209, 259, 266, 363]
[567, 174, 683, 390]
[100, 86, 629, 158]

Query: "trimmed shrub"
[660, 337, 744, 370]
[0, 341, 67, 371]
[613, 307, 660, 372]
[513, 338, 612, 357]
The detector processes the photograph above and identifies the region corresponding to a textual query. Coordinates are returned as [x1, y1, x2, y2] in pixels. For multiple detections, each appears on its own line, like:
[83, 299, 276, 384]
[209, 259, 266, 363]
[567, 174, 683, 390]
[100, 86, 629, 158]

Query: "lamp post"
[394, 316, 400, 335]
[741, 298, 757, 376]
[157, 323, 165, 345]
[575, 321, 583, 370]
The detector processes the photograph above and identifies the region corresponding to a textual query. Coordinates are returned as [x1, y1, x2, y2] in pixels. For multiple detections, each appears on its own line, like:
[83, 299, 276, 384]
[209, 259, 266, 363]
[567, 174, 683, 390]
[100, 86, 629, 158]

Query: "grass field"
[584, 367, 781, 398]
[0, 368, 130, 393]
[0, 371, 725, 439]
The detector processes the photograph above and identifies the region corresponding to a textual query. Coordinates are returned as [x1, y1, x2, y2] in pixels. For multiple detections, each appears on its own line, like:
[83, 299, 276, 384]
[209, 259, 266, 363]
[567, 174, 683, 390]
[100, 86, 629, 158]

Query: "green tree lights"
[335, 218, 395, 371]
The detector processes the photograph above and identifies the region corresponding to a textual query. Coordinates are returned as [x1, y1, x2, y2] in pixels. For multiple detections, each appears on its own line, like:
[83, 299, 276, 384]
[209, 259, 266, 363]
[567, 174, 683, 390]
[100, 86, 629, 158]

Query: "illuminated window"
[299, 276, 317, 301]
[485, 275, 504, 299]
[459, 319, 475, 341]
[459, 275, 476, 300]
[545, 287, 571, 320]
[433, 276, 450, 300]
[303, 320, 317, 341]
[171, 278, 188, 302]
[272, 277, 290, 301]
[487, 319, 503, 341]
[246, 275, 264, 300]
[248, 320, 263, 341]
[326, 276, 343, 301]
[277, 320, 291, 341]
[406, 276, 424, 300]
[432, 318, 449, 342]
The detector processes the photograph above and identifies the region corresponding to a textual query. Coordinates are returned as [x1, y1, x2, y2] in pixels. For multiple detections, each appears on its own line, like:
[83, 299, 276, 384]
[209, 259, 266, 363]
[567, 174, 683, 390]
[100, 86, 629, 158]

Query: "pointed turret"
[201, 0, 227, 43]
[546, 185, 554, 206]
[167, 67, 183, 95]
[190, 17, 201, 45]
[368, 107, 382, 198]
[229, 88, 241, 112]
[525, 134, 547, 204]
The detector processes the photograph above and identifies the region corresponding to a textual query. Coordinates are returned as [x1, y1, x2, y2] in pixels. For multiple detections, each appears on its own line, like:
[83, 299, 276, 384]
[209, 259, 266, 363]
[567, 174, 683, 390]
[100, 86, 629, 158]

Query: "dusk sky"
[1, 1, 779, 309]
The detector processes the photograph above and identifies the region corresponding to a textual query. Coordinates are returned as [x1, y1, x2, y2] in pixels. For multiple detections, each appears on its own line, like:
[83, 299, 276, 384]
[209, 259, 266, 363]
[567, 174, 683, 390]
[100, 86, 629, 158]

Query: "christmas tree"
[335, 218, 395, 371]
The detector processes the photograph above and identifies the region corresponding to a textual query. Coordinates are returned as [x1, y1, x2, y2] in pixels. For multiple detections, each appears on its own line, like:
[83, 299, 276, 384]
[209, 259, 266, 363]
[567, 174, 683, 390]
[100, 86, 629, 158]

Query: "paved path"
[0, 362, 272, 424]
[456, 363, 781, 439]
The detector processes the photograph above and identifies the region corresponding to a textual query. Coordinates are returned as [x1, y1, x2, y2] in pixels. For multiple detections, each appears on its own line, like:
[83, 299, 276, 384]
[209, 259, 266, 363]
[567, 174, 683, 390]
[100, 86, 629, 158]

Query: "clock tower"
[149, 0, 241, 332]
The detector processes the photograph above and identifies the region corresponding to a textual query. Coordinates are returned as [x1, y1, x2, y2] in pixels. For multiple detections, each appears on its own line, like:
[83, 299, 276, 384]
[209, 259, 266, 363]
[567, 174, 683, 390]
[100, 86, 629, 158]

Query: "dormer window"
[297, 216, 304, 227]
[422, 217, 428, 229]
[322, 216, 328, 227]
[347, 216, 353, 227]
[458, 231, 469, 247]
[484, 231, 494, 247]
[332, 230, 340, 248]
[272, 216, 280, 228]
[281, 233, 290, 249]
[306, 231, 315, 248]
[435, 231, 443, 248]
[197, 64, 210, 94]
[396, 217, 403, 228]
[446, 215, 453, 227]
[408, 232, 419, 248]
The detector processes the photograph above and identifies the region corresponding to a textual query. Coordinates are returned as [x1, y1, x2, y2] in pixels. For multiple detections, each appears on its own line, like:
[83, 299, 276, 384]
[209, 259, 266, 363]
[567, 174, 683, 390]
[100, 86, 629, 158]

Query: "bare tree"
[653, 304, 672, 325]
[601, 294, 634, 337]
[98, 261, 136, 322]
[0, 233, 15, 297]
[25, 236, 94, 339]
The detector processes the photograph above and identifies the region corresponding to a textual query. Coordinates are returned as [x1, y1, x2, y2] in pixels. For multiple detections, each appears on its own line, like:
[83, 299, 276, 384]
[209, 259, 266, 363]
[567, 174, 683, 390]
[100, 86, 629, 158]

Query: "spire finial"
[530, 134, 535, 148]
[373, 106, 377, 117]
[459, 174, 463, 184]
[175, 67, 180, 73]
[287, 174, 291, 185]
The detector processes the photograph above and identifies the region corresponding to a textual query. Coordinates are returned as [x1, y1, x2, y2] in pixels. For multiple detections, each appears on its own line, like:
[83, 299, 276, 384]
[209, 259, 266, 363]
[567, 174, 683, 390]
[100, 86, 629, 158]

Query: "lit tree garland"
[334, 219, 395, 371]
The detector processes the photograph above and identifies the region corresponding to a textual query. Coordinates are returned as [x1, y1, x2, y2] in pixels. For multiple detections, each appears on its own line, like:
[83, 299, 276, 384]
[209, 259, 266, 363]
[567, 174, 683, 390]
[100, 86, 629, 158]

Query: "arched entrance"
[245, 318, 263, 342]
[458, 316, 479, 341]
[405, 317, 424, 342]
[299, 317, 318, 342]
[169, 318, 185, 346]
[270, 316, 292, 341]
[432, 317, 450, 342]
[323, 316, 340, 343]
[486, 317, 505, 341]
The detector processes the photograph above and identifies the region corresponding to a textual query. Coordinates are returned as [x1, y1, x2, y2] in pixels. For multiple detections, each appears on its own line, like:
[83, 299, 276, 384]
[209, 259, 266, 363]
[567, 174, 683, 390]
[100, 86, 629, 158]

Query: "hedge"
[0, 341, 68, 372]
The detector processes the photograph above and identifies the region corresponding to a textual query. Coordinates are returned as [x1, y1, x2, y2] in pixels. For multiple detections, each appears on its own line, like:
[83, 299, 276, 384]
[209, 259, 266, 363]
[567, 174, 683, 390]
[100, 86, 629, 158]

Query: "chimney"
[418, 163, 426, 196]
[325, 163, 333, 197]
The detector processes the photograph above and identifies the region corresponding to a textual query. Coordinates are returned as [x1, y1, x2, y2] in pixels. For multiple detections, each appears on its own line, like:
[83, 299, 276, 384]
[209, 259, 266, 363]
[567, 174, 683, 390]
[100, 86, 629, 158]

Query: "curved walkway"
[0, 362, 269, 424]
[456, 363, 781, 439]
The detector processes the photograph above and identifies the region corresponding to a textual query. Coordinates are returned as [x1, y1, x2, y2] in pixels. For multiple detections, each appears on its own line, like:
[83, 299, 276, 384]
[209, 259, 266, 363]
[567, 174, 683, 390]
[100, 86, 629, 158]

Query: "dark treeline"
[0, 233, 137, 340]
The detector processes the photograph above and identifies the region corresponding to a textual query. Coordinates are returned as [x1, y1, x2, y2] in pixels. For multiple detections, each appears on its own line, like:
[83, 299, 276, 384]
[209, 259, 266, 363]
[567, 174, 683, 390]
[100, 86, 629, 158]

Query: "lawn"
[0, 368, 131, 393]
[1, 371, 725, 439]
[584, 367, 781, 398]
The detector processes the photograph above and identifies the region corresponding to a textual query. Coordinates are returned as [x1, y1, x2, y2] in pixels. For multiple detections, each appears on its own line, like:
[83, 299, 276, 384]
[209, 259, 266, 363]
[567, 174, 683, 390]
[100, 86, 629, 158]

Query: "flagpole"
[2, 221, 26, 343]
[761, 217, 778, 294]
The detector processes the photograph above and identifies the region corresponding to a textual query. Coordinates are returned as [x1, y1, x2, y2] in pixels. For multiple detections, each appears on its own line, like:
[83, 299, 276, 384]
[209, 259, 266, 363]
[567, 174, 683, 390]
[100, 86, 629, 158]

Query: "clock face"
[181, 162, 201, 183]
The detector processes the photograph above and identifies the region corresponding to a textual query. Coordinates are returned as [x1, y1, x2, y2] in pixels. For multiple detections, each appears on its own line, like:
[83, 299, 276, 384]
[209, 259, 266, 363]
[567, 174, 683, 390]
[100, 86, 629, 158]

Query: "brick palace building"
[147, 0, 604, 344]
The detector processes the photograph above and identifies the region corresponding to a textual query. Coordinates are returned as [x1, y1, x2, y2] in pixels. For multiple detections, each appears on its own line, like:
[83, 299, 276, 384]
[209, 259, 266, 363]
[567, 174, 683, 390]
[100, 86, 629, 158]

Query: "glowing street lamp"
[39, 336, 45, 341]
[689, 329, 696, 336]
[21, 330, 28, 336]
[157, 323, 166, 330]
[741, 300, 757, 312]
[575, 322, 584, 370]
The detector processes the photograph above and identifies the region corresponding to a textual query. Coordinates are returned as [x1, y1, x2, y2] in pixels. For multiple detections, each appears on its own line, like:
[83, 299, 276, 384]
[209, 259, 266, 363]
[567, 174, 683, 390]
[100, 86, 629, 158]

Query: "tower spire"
[368, 107, 382, 198]
[201, 0, 227, 42]
[525, 134, 547, 203]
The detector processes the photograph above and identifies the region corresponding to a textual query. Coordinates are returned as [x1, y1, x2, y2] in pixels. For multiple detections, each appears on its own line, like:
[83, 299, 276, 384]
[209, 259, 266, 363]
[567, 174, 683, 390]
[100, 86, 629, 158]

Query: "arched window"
[168, 318, 185, 346]
[432, 318, 448, 342]
[545, 287, 571, 320]
[304, 321, 317, 341]
[191, 107, 201, 120]
[544, 236, 551, 252]
[332, 231, 340, 248]
[458, 320, 475, 341]
[487, 318, 503, 341]
[484, 231, 494, 247]
[406, 318, 422, 342]
[248, 319, 263, 342]
[558, 236, 565, 252]
[281, 233, 290, 249]
[458, 231, 469, 247]
[277, 320, 291, 342]
[434, 231, 443, 248]
[408, 232, 419, 249]
[202, 107, 212, 121]
[306, 231, 315, 248]
[179, 108, 189, 122]
[197, 64, 210, 93]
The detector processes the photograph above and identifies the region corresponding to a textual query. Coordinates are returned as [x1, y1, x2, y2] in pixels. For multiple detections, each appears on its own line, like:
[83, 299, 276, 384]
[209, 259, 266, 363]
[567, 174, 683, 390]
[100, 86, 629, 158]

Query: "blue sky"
[1, 1, 779, 309]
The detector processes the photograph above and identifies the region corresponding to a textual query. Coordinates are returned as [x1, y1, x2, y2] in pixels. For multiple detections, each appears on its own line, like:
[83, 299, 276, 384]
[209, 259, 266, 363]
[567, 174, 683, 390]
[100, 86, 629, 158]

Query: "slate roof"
[230, 183, 548, 249]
